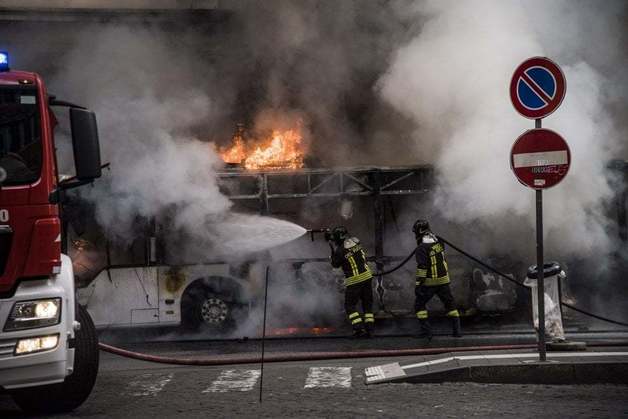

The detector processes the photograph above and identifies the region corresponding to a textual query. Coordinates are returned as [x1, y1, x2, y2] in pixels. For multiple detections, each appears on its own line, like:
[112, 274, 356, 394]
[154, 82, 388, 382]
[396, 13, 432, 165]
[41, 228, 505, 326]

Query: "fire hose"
[438, 236, 628, 328]
[98, 235, 628, 366]
[98, 341, 540, 366]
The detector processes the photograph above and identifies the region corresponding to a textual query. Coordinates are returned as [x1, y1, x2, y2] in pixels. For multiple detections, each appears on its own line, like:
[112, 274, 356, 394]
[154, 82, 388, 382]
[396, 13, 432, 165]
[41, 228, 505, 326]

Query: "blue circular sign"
[510, 57, 566, 119]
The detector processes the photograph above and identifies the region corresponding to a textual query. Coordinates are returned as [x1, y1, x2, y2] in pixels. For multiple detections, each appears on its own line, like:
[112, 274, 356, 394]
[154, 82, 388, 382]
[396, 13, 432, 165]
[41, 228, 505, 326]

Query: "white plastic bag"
[523, 273, 565, 342]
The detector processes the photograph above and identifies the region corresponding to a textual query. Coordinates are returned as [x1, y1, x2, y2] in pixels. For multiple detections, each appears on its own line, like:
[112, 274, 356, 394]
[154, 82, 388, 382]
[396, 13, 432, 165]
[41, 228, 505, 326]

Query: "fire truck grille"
[0, 226, 13, 276]
[0, 338, 17, 359]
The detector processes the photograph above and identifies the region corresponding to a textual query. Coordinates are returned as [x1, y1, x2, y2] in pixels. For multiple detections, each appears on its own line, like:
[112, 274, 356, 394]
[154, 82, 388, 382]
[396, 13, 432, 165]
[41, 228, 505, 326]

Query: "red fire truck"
[0, 52, 101, 413]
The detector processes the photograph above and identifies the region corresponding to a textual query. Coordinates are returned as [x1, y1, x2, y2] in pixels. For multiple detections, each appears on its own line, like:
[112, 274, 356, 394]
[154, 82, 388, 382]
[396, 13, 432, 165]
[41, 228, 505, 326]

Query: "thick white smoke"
[50, 26, 305, 253]
[378, 0, 626, 258]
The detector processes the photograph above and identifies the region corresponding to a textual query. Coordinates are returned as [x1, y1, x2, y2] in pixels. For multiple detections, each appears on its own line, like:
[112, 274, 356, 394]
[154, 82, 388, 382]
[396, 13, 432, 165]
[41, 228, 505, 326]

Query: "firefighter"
[413, 219, 462, 339]
[328, 226, 374, 338]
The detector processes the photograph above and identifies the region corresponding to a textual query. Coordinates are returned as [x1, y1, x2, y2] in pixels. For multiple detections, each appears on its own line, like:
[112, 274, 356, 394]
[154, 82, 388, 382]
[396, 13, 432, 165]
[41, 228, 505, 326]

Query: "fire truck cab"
[0, 52, 102, 413]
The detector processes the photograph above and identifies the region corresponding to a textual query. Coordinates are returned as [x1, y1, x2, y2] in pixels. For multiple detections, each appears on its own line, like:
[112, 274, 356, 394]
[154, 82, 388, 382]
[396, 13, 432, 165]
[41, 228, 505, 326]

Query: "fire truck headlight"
[3, 298, 62, 331]
[0, 51, 8, 71]
[15, 334, 59, 355]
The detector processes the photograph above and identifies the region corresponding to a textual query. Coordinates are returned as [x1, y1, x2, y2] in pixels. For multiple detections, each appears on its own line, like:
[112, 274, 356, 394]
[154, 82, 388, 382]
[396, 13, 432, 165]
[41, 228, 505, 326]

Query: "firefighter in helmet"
[413, 219, 462, 339]
[328, 226, 374, 338]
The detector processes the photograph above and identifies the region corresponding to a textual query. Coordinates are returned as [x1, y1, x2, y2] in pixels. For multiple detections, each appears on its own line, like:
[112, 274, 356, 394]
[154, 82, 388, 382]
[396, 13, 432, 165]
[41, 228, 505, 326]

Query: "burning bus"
[73, 124, 628, 336]
[70, 123, 534, 336]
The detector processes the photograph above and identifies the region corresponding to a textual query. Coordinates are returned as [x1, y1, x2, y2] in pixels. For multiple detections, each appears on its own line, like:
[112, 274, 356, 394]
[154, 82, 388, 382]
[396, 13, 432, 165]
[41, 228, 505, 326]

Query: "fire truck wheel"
[11, 305, 99, 414]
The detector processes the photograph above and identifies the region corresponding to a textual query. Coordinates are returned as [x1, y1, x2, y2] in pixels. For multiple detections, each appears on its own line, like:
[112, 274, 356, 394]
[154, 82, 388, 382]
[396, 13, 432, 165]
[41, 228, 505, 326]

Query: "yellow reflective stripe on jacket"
[446, 309, 460, 318]
[422, 275, 450, 286]
[364, 313, 375, 323]
[416, 268, 427, 278]
[351, 317, 363, 325]
[348, 255, 359, 277]
[430, 255, 437, 278]
[348, 312, 360, 320]
[416, 310, 428, 319]
[345, 269, 372, 286]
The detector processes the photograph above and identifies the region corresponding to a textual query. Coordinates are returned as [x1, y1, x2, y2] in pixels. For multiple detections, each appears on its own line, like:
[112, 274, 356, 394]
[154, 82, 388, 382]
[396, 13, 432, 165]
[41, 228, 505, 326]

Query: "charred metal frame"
[218, 165, 434, 270]
[608, 160, 628, 242]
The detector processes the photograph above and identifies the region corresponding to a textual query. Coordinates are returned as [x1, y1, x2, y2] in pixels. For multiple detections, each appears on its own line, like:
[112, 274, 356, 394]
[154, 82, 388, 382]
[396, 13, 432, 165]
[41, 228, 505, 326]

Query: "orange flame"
[267, 326, 335, 336]
[220, 124, 305, 170]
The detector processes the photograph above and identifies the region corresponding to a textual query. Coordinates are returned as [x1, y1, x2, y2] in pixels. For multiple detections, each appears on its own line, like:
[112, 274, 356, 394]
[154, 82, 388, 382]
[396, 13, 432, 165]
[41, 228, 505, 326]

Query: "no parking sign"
[510, 57, 566, 119]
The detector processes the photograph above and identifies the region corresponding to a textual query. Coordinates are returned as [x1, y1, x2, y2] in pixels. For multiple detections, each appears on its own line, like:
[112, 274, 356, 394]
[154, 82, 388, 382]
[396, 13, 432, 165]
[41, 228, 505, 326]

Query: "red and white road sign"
[510, 57, 566, 119]
[510, 129, 570, 189]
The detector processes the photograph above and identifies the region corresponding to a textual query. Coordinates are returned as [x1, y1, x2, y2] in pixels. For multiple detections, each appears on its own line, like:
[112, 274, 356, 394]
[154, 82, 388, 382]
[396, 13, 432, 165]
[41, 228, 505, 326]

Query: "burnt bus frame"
[216, 165, 434, 273]
[95, 161, 628, 269]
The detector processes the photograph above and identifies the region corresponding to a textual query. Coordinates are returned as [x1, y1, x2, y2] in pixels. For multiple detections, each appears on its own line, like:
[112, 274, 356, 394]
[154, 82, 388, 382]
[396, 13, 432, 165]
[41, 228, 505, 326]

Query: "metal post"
[259, 174, 269, 215]
[535, 118, 546, 362]
[372, 170, 386, 310]
[618, 181, 627, 242]
[259, 266, 270, 402]
[536, 189, 546, 361]
[372, 170, 385, 271]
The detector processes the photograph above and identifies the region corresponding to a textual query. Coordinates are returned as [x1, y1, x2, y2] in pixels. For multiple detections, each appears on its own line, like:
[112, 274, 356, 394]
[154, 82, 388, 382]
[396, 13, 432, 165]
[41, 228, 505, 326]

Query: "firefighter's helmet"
[412, 219, 430, 236]
[330, 226, 349, 243]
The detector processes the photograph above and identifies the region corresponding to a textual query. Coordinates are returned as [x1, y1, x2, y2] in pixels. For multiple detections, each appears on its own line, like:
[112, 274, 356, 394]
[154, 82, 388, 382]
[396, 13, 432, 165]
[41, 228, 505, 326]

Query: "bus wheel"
[200, 295, 230, 327]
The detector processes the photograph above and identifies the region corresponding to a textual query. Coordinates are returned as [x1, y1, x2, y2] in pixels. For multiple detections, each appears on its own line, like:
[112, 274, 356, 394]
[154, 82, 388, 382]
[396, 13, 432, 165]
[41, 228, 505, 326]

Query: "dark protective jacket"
[331, 237, 372, 286]
[415, 233, 450, 286]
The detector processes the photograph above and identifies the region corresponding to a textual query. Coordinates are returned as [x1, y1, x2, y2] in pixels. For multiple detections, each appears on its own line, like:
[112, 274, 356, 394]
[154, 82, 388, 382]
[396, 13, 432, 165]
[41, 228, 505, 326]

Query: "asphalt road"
[2, 334, 628, 418]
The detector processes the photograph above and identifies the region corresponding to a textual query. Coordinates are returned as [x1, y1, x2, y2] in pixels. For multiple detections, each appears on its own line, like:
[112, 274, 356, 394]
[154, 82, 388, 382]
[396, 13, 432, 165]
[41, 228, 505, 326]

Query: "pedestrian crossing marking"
[304, 367, 352, 389]
[126, 372, 173, 396]
[203, 369, 261, 393]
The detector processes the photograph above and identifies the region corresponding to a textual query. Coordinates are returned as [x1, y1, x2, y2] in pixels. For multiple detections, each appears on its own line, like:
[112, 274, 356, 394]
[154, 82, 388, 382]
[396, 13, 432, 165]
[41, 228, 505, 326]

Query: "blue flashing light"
[0, 51, 8, 71]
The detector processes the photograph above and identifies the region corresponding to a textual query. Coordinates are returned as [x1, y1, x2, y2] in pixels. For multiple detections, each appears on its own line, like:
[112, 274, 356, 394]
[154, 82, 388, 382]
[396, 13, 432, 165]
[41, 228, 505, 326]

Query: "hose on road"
[99, 342, 538, 366]
[98, 339, 628, 366]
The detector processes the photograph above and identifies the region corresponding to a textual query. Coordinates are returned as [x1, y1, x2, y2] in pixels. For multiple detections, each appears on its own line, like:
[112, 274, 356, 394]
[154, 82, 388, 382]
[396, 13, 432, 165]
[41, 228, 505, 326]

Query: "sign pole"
[535, 118, 546, 362]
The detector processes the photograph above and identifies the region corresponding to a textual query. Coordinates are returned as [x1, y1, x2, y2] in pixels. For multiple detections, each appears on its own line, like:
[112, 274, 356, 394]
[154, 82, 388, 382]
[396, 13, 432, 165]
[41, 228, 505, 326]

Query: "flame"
[220, 135, 246, 165]
[267, 326, 335, 336]
[220, 125, 305, 170]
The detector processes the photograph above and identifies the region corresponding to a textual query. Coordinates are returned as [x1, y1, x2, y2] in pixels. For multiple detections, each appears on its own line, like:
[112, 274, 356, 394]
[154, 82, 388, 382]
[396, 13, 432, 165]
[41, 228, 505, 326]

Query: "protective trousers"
[345, 278, 374, 334]
[415, 283, 461, 337]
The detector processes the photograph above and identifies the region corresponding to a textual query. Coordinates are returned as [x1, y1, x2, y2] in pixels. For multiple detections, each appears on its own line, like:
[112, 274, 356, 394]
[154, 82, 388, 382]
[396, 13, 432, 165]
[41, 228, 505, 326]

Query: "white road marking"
[513, 150, 568, 168]
[304, 367, 351, 389]
[402, 352, 628, 370]
[203, 369, 261, 393]
[365, 363, 406, 384]
[126, 372, 173, 396]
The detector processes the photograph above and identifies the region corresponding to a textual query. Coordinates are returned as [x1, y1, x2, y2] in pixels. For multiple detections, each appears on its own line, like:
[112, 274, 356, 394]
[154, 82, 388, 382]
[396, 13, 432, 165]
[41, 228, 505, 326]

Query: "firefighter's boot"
[451, 317, 462, 337]
[349, 312, 367, 338]
[416, 319, 432, 341]
[351, 325, 368, 339]
[364, 313, 374, 338]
